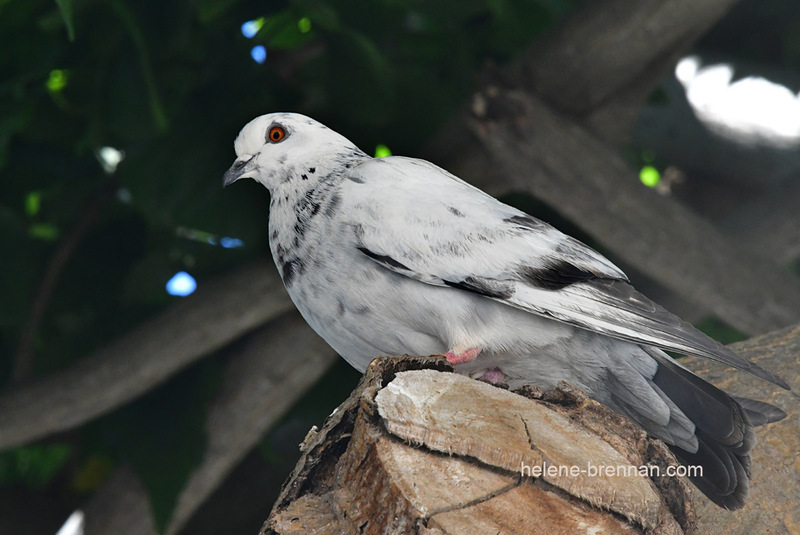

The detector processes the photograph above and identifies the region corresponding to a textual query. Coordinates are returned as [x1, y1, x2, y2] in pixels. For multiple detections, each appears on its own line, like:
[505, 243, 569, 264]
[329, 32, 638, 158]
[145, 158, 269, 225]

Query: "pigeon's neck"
[279, 143, 365, 199]
[268, 151, 366, 288]
[275, 147, 367, 194]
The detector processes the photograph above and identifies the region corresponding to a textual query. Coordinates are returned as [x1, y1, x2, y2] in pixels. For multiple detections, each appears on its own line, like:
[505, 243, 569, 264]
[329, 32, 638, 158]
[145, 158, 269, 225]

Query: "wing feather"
[342, 157, 788, 390]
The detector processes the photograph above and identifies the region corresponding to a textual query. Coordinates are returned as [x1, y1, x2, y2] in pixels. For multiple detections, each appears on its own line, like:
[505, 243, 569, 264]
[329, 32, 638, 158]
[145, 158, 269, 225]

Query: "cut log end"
[263, 356, 696, 535]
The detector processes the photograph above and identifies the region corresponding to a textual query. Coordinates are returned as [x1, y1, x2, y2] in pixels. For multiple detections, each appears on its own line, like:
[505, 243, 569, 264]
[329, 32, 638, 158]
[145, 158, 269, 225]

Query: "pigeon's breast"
[266, 180, 574, 373]
[277, 228, 573, 374]
[283, 236, 450, 371]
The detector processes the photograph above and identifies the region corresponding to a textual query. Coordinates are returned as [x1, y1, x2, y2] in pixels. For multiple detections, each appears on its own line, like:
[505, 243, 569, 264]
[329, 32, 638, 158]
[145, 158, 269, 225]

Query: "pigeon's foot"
[445, 346, 481, 365]
[480, 367, 505, 384]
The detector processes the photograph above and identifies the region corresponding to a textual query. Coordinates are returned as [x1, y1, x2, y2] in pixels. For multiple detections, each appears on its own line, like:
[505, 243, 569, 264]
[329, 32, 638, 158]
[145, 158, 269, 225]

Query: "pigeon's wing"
[342, 157, 788, 389]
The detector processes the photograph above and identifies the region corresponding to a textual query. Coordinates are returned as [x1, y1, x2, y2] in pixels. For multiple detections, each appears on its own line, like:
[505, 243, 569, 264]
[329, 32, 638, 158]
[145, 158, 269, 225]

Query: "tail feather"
[608, 386, 698, 451]
[649, 350, 750, 447]
[638, 347, 785, 509]
[732, 396, 787, 426]
[671, 433, 750, 509]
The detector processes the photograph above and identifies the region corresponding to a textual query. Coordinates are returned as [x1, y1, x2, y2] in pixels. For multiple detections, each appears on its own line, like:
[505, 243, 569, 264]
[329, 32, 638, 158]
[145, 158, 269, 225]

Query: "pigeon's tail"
[643, 347, 785, 509]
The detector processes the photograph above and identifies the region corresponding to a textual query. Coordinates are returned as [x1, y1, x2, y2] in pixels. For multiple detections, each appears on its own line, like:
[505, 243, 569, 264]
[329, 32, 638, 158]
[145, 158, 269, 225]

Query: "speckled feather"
[224, 112, 786, 509]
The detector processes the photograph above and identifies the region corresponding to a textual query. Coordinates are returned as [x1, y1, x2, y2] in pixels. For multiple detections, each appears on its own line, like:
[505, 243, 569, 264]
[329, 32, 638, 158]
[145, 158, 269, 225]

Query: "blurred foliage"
[0, 0, 578, 529]
[0, 444, 72, 488]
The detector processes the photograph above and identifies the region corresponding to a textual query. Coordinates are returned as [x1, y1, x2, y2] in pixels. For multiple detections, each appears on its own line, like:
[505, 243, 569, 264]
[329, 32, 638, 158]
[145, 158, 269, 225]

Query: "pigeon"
[223, 112, 788, 509]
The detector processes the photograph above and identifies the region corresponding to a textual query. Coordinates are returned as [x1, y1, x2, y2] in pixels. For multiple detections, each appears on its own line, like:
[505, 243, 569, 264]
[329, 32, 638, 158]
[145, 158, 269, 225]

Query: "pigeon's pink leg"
[445, 346, 481, 365]
[480, 368, 506, 384]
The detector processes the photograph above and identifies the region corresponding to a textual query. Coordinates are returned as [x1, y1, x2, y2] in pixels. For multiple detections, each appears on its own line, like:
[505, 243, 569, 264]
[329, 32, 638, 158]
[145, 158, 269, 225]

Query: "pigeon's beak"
[223, 155, 256, 187]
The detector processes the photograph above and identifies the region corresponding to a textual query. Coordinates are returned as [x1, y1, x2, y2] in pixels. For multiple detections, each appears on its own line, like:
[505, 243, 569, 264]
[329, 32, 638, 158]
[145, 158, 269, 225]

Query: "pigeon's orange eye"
[268, 126, 286, 143]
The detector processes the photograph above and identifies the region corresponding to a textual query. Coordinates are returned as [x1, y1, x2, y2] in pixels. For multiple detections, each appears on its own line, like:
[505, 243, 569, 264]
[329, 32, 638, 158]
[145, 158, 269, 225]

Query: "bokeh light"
[166, 272, 197, 297]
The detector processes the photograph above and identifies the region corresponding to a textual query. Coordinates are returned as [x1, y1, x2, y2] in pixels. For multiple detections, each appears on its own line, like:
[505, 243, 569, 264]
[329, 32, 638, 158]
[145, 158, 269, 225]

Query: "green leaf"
[46, 69, 69, 93]
[0, 444, 72, 488]
[54, 0, 76, 41]
[262, 10, 315, 50]
[29, 222, 60, 241]
[25, 191, 41, 216]
[195, 0, 240, 24]
[72, 455, 114, 492]
[293, 0, 340, 31]
[109, 0, 169, 132]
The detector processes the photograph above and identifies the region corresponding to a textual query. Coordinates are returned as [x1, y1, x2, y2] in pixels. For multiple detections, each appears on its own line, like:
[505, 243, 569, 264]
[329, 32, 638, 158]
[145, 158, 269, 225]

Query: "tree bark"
[263, 357, 696, 535]
[508, 0, 742, 144]
[684, 323, 800, 534]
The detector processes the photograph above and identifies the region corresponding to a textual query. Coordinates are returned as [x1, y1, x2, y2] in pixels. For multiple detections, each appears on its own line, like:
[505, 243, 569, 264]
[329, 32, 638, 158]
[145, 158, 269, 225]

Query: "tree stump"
[262, 356, 695, 535]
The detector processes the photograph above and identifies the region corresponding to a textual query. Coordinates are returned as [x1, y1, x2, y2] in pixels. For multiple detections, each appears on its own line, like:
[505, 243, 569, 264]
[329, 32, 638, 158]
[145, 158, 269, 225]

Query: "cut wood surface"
[264, 322, 799, 535]
[263, 357, 695, 535]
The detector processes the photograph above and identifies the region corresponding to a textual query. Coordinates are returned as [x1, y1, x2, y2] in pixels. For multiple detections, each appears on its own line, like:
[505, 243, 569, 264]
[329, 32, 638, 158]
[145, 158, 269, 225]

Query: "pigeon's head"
[223, 112, 362, 191]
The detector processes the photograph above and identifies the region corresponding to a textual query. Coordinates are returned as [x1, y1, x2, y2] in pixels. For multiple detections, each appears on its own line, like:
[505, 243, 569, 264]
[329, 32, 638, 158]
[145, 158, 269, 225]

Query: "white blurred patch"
[95, 146, 126, 174]
[676, 56, 800, 147]
[55, 510, 84, 535]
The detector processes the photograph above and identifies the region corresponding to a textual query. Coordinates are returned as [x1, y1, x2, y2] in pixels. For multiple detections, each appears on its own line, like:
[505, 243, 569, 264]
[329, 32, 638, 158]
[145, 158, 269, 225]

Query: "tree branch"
[512, 0, 742, 117]
[165, 313, 337, 535]
[463, 89, 800, 334]
[84, 465, 157, 535]
[0, 259, 291, 450]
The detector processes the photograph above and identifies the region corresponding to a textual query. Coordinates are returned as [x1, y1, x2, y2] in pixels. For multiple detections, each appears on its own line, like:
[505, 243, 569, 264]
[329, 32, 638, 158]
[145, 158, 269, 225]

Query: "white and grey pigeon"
[223, 112, 788, 509]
